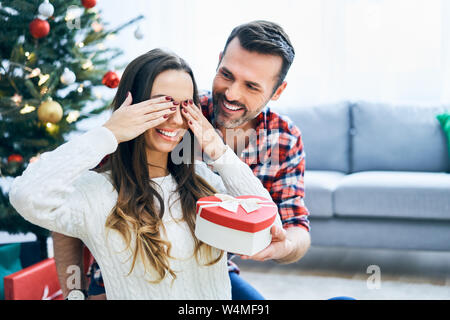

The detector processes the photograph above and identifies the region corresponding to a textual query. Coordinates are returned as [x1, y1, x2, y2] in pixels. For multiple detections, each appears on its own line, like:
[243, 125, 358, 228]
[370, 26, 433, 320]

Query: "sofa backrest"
[282, 102, 351, 173]
[350, 102, 450, 172]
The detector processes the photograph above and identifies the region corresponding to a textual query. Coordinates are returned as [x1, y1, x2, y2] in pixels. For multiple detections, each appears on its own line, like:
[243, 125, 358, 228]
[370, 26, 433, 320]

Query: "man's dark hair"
[221, 20, 295, 92]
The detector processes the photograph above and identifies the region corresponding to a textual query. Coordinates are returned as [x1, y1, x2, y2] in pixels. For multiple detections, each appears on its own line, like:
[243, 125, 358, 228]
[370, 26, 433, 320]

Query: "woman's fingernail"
[189, 120, 192, 125]
[170, 107, 176, 111]
[183, 101, 188, 107]
[163, 114, 169, 118]
[183, 107, 188, 113]
[165, 96, 173, 101]
[188, 99, 193, 105]
[173, 101, 180, 105]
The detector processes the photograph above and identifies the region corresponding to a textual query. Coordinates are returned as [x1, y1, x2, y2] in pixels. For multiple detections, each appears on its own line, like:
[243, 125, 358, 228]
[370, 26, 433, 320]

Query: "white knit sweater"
[9, 126, 278, 300]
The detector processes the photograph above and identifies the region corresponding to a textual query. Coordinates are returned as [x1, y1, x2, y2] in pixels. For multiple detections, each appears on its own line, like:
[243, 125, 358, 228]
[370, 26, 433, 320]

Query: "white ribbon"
[197, 193, 275, 214]
[41, 285, 63, 300]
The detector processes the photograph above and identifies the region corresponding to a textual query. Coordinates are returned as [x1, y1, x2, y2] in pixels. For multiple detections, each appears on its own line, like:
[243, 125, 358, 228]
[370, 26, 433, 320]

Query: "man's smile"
[220, 96, 246, 113]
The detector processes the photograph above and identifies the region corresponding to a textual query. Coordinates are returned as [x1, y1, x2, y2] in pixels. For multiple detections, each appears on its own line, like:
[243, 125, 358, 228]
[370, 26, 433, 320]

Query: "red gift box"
[195, 194, 278, 255]
[4, 258, 63, 300]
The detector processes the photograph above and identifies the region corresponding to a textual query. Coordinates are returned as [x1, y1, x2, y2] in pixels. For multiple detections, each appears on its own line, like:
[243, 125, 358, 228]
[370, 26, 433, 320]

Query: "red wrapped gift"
[195, 194, 278, 256]
[4, 258, 63, 300]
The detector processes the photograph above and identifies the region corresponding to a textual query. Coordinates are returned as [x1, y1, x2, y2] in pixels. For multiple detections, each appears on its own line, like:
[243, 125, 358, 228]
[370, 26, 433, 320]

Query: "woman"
[9, 49, 277, 300]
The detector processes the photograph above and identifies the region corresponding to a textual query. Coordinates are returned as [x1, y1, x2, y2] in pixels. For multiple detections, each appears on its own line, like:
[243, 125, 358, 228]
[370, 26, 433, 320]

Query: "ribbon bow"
[41, 285, 63, 300]
[213, 193, 263, 213]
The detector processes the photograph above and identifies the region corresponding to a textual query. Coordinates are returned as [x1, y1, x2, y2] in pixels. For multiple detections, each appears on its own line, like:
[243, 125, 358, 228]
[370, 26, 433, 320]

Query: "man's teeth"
[157, 129, 177, 137]
[224, 101, 243, 111]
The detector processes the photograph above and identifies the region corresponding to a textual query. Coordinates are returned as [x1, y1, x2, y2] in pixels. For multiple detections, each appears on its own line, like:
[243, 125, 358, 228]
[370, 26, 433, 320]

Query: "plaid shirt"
[199, 92, 310, 274]
[87, 91, 310, 286]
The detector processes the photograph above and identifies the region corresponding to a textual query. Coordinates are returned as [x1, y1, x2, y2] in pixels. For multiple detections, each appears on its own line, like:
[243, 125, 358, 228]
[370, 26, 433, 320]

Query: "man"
[54, 20, 311, 300]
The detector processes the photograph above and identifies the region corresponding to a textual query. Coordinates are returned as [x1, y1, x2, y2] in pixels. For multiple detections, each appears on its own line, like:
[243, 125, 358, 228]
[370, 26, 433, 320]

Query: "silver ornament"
[38, 0, 54, 18]
[134, 26, 144, 40]
[60, 67, 76, 85]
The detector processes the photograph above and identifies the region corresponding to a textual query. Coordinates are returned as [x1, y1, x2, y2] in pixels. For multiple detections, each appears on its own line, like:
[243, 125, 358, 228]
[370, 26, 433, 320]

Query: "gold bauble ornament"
[38, 99, 63, 124]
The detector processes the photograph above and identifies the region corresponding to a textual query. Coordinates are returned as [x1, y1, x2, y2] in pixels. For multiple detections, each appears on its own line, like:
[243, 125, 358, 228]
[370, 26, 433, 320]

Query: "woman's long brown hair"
[95, 49, 223, 283]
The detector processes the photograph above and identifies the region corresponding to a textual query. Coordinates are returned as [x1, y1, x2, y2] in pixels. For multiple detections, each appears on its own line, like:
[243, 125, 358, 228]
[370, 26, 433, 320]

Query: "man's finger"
[241, 244, 274, 261]
[271, 225, 286, 241]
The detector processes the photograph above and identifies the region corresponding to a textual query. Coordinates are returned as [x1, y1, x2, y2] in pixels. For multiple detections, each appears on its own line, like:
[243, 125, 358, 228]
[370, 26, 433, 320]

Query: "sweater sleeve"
[206, 146, 283, 227]
[9, 126, 118, 239]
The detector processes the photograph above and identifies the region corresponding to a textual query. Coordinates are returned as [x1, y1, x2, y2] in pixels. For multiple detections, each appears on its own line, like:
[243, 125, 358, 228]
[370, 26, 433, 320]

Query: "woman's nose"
[167, 103, 185, 126]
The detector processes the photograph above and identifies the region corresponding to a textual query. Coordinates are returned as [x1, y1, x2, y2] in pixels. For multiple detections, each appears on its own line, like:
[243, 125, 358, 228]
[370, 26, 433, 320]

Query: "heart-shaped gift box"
[195, 194, 278, 256]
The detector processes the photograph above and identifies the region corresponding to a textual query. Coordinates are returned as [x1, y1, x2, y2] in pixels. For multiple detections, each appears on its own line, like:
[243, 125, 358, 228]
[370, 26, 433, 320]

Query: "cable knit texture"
[9, 126, 277, 300]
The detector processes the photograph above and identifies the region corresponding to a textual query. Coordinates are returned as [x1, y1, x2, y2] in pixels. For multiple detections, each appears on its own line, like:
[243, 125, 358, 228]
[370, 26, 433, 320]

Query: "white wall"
[96, 0, 450, 109]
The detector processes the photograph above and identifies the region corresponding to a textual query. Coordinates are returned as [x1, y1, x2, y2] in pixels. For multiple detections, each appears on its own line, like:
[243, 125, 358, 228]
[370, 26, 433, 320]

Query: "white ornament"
[134, 26, 144, 40]
[60, 68, 76, 85]
[38, 0, 54, 18]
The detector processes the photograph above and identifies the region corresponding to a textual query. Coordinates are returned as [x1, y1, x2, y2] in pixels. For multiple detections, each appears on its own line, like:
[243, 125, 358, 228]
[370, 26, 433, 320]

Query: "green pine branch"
[0, 0, 144, 237]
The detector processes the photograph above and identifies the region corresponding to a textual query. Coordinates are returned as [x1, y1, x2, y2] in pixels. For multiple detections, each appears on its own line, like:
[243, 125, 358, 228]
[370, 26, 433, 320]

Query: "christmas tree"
[0, 0, 143, 244]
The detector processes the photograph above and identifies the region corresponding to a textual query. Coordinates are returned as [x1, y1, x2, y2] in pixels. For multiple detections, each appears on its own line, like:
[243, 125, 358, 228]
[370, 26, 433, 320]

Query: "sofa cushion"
[304, 170, 346, 218]
[282, 102, 350, 173]
[351, 102, 450, 172]
[334, 171, 450, 220]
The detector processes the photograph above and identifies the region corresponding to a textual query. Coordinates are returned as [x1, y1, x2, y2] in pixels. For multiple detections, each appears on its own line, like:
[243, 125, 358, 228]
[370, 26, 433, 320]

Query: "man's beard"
[212, 93, 260, 129]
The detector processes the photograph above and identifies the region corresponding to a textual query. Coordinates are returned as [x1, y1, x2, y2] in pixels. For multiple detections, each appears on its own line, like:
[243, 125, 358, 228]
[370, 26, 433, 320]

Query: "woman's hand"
[103, 92, 178, 144]
[181, 99, 227, 161]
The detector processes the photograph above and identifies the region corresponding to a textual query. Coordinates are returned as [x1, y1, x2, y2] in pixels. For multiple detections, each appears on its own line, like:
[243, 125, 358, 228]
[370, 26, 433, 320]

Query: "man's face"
[212, 37, 285, 129]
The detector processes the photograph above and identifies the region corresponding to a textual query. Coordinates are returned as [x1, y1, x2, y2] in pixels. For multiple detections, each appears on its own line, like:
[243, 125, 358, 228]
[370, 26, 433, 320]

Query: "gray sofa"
[284, 102, 450, 251]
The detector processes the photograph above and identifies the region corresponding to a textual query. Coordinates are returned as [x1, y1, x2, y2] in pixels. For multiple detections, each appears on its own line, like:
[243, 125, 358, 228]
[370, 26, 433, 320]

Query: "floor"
[235, 246, 450, 300]
[45, 237, 450, 299]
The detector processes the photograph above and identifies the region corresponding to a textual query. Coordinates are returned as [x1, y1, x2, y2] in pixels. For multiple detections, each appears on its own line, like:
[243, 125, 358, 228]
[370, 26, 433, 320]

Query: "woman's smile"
[154, 127, 184, 141]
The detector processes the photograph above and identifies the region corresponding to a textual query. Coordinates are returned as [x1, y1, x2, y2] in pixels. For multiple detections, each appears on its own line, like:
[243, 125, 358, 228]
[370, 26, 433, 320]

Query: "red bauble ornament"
[102, 71, 120, 88]
[29, 18, 50, 39]
[8, 154, 24, 163]
[82, 0, 97, 9]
